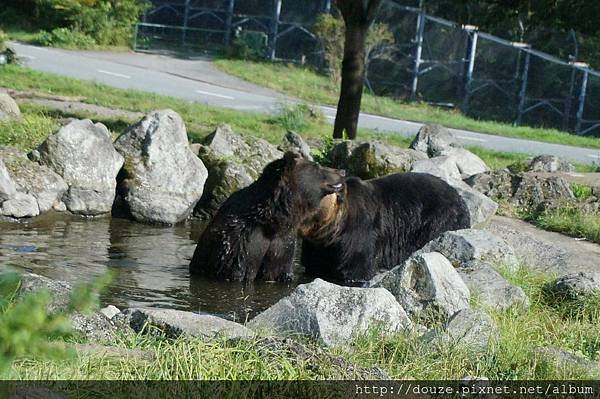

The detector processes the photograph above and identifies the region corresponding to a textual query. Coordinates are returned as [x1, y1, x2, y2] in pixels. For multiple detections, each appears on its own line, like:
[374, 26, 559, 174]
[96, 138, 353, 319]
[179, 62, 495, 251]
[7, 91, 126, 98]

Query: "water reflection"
[0, 213, 304, 319]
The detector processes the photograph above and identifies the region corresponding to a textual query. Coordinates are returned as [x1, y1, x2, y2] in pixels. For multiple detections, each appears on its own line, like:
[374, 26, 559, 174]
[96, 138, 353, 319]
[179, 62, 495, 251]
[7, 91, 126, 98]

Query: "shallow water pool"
[0, 213, 307, 321]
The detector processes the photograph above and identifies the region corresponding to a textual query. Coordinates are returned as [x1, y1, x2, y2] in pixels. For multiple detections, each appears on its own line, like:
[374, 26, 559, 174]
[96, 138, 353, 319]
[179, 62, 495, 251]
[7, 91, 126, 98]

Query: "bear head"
[278, 151, 346, 232]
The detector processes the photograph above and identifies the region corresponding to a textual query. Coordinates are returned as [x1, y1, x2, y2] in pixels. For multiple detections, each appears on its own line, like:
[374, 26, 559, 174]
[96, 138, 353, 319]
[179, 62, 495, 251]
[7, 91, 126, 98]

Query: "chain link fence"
[135, 0, 600, 137]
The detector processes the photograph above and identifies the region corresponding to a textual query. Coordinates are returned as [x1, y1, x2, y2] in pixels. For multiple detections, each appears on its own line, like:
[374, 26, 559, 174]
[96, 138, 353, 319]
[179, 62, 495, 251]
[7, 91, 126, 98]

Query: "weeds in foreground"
[7, 265, 600, 381]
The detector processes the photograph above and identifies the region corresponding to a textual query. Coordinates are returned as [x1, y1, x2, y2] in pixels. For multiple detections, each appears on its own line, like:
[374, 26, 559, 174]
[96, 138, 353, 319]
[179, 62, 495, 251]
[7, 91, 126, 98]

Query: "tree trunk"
[333, 0, 382, 140]
[333, 23, 368, 140]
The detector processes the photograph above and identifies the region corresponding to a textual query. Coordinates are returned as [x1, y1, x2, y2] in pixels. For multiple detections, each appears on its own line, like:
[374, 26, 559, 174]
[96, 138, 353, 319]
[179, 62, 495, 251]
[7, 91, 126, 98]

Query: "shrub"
[227, 30, 268, 60]
[0, 271, 107, 377]
[275, 103, 322, 132]
[32, 28, 96, 49]
[2, 0, 148, 48]
[313, 14, 394, 83]
[0, 30, 7, 52]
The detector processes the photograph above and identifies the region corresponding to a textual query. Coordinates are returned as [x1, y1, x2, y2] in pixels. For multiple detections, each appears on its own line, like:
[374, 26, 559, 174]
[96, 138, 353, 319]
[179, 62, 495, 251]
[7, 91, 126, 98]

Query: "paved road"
[10, 42, 600, 164]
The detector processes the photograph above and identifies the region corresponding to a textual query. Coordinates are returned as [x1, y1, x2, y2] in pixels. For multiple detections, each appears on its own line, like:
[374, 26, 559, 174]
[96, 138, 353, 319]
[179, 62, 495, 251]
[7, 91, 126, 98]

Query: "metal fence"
[135, 0, 600, 137]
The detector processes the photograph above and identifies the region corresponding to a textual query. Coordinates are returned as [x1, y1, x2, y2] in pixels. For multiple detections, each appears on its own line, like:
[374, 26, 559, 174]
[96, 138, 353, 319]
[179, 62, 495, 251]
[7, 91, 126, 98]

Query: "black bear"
[300, 172, 470, 284]
[189, 152, 346, 282]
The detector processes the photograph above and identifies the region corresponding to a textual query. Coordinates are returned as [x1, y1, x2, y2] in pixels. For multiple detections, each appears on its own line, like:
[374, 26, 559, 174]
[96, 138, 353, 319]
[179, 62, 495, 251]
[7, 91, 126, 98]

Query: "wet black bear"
[300, 172, 470, 284]
[189, 152, 346, 282]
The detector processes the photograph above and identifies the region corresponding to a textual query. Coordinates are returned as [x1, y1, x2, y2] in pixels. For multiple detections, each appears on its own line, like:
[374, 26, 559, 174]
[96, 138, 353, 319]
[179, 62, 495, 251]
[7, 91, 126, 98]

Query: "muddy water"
[0, 213, 307, 321]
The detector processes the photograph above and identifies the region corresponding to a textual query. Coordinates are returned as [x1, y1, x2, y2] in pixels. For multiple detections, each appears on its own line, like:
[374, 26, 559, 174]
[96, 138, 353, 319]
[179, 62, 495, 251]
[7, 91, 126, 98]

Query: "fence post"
[182, 0, 190, 46]
[515, 45, 531, 126]
[461, 25, 478, 114]
[563, 64, 578, 131]
[575, 68, 589, 134]
[269, 0, 282, 60]
[224, 0, 235, 44]
[323, 0, 331, 13]
[410, 10, 426, 101]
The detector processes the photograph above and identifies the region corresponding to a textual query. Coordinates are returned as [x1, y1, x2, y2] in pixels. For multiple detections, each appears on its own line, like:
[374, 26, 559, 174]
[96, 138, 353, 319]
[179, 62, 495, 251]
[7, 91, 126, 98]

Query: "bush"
[0, 271, 107, 377]
[32, 28, 96, 48]
[275, 103, 323, 132]
[313, 14, 394, 82]
[2, 0, 148, 48]
[227, 30, 268, 60]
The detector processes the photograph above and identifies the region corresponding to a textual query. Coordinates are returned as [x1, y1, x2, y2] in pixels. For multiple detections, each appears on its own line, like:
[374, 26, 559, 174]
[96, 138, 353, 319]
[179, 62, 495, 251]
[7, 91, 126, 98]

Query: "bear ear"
[283, 151, 302, 168]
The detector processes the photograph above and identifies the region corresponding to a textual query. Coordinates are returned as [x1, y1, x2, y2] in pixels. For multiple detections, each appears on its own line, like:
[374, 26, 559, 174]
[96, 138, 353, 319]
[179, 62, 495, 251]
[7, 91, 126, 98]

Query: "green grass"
[571, 183, 594, 199]
[529, 205, 600, 244]
[0, 107, 58, 151]
[6, 265, 599, 381]
[214, 59, 600, 150]
[2, 65, 595, 175]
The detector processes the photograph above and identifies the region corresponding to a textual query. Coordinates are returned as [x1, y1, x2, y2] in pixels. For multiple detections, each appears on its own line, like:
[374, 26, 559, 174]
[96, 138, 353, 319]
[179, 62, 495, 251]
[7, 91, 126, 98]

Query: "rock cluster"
[1, 108, 209, 225]
[408, 124, 497, 227]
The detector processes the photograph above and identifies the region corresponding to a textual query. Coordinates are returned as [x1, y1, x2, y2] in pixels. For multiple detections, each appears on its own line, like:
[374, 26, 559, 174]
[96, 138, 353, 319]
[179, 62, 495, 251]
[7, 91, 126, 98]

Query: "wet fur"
[300, 172, 471, 284]
[189, 153, 345, 282]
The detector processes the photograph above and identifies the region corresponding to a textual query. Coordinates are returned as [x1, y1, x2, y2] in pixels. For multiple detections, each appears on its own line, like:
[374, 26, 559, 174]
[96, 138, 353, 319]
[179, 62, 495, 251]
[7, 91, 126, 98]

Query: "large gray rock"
[0, 146, 67, 213]
[329, 140, 426, 179]
[203, 124, 283, 179]
[423, 309, 498, 353]
[116, 307, 254, 339]
[513, 174, 574, 212]
[446, 148, 489, 179]
[194, 125, 282, 215]
[527, 155, 575, 173]
[532, 347, 600, 378]
[115, 110, 208, 224]
[0, 158, 17, 201]
[411, 162, 497, 227]
[369, 252, 470, 323]
[458, 261, 529, 310]
[38, 120, 123, 216]
[16, 272, 116, 341]
[409, 124, 460, 157]
[420, 229, 518, 271]
[194, 146, 254, 217]
[1, 192, 39, 218]
[465, 168, 517, 200]
[0, 92, 21, 120]
[248, 278, 411, 346]
[411, 148, 488, 180]
[279, 130, 313, 161]
[411, 156, 462, 181]
[549, 272, 600, 299]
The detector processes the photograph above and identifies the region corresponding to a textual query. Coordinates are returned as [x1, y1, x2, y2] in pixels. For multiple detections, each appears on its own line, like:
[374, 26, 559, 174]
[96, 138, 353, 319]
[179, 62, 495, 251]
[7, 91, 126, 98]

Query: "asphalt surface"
[10, 42, 600, 164]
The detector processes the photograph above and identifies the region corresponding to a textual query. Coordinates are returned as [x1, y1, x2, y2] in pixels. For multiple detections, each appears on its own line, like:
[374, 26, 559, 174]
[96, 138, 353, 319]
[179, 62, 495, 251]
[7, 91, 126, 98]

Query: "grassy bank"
[526, 205, 600, 244]
[214, 59, 600, 150]
[6, 265, 600, 381]
[1, 64, 530, 170]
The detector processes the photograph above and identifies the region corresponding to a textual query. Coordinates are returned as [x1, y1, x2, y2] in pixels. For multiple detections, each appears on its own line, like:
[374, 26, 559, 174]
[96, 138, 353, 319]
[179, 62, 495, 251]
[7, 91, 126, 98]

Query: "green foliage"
[32, 28, 96, 48]
[0, 273, 74, 377]
[530, 204, 600, 244]
[1, 0, 148, 48]
[311, 134, 335, 165]
[0, 108, 58, 151]
[274, 103, 323, 132]
[0, 270, 111, 377]
[313, 14, 394, 82]
[571, 183, 593, 199]
[0, 30, 7, 52]
[226, 30, 267, 61]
